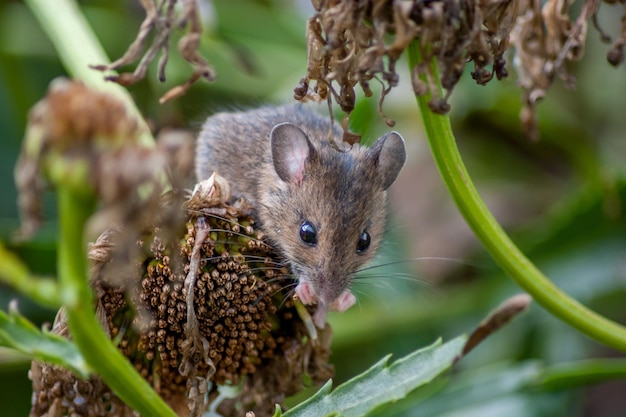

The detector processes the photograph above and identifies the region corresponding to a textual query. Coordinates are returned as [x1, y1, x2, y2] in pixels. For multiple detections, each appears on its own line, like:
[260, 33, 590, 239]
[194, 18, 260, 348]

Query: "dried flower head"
[31, 179, 333, 417]
[298, 0, 626, 139]
[13, 78, 156, 239]
[297, 0, 517, 126]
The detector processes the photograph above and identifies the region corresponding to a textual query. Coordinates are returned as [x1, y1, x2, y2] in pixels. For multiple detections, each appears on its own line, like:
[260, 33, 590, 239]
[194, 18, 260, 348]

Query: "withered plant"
[2, 0, 626, 417]
[298, 0, 626, 140]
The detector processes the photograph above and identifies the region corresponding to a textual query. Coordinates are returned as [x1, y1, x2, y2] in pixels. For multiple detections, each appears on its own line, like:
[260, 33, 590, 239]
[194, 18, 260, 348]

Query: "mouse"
[195, 104, 406, 327]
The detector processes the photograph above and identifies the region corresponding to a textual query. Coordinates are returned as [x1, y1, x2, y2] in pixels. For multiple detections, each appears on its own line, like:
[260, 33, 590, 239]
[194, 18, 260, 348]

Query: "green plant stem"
[57, 187, 177, 417]
[406, 41, 626, 352]
[0, 243, 60, 308]
[24, 0, 154, 148]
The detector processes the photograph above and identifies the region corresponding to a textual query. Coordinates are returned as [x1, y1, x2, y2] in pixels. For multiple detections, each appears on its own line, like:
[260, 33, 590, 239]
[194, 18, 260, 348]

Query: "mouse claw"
[329, 290, 356, 313]
[295, 280, 317, 305]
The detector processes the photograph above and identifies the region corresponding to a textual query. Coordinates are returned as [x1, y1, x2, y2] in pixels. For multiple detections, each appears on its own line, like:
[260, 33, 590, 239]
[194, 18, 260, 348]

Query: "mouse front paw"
[329, 290, 356, 313]
[294, 280, 317, 305]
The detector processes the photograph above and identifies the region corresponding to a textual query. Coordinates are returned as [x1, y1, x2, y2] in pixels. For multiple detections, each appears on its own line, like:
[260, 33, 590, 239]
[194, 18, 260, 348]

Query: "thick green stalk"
[23, 0, 177, 414]
[406, 41, 626, 352]
[57, 187, 177, 417]
[24, 0, 154, 147]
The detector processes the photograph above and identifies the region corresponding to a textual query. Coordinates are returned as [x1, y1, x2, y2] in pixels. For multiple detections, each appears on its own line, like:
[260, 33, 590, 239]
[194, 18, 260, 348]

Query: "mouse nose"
[317, 284, 342, 307]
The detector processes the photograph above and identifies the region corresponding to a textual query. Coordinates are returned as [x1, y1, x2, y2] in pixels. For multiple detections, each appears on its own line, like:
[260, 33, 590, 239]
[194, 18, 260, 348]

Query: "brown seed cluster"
[31, 191, 333, 417]
[29, 361, 135, 417]
[129, 218, 282, 388]
[298, 0, 626, 139]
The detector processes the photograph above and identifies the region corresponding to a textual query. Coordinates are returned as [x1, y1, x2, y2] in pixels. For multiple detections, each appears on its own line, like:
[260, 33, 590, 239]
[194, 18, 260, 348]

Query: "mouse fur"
[195, 104, 406, 324]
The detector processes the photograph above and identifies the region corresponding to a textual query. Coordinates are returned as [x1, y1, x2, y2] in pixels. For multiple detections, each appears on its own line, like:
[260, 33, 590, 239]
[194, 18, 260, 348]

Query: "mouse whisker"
[349, 286, 375, 303]
[261, 275, 297, 287]
[236, 255, 287, 265]
[355, 257, 486, 273]
[200, 255, 288, 270]
[352, 279, 397, 293]
[277, 285, 298, 310]
[354, 272, 434, 289]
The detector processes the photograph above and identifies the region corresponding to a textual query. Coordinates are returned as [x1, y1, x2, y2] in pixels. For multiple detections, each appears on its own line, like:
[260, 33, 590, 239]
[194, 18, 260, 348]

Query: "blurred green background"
[1, 0, 626, 416]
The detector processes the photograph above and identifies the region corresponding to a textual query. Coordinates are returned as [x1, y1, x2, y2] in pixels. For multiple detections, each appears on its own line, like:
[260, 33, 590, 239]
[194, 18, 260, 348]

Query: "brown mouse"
[195, 104, 406, 326]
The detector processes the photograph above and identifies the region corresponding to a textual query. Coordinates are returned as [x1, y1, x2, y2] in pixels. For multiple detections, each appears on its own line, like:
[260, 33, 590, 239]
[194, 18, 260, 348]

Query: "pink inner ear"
[285, 145, 307, 183]
[271, 122, 312, 183]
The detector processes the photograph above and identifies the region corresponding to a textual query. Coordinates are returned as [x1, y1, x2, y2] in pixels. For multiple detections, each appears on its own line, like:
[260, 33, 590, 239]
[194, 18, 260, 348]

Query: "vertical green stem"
[406, 41, 626, 352]
[24, 0, 154, 147]
[58, 187, 178, 417]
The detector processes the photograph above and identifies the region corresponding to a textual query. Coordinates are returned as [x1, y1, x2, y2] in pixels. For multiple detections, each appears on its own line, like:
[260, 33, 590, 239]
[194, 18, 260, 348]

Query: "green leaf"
[0, 305, 89, 378]
[538, 358, 626, 391]
[0, 241, 61, 308]
[283, 336, 467, 417]
[395, 361, 545, 417]
[273, 403, 284, 417]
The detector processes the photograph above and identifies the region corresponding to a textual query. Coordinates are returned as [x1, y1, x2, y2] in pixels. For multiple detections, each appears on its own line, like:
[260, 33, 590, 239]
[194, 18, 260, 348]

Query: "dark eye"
[356, 231, 371, 253]
[299, 221, 317, 246]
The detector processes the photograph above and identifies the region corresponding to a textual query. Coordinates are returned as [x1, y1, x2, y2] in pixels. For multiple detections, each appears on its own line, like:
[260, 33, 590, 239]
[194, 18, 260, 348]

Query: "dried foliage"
[297, 0, 626, 139]
[91, 0, 215, 104]
[510, 0, 602, 140]
[30, 181, 333, 417]
[19, 80, 332, 417]
[13, 78, 162, 240]
[30, 347, 136, 417]
[87, 0, 626, 139]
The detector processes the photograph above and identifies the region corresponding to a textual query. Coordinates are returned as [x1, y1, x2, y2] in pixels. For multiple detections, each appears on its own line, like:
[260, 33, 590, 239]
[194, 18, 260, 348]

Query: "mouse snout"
[315, 279, 345, 306]
[318, 291, 335, 306]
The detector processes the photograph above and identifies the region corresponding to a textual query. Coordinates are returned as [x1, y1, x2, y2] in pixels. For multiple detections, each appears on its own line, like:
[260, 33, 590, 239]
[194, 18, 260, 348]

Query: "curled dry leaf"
[510, 0, 601, 140]
[91, 0, 215, 104]
[185, 172, 232, 211]
[13, 78, 170, 298]
[298, 0, 517, 125]
[462, 293, 533, 357]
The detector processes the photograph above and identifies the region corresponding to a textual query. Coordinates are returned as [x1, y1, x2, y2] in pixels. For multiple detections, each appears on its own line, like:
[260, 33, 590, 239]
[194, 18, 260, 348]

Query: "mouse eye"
[299, 221, 317, 246]
[356, 230, 371, 253]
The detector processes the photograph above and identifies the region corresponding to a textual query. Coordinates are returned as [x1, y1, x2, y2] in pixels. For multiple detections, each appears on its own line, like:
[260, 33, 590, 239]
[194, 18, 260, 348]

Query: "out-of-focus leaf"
[0, 305, 88, 378]
[282, 336, 466, 417]
[538, 358, 626, 391]
[0, 241, 60, 308]
[374, 362, 553, 417]
[0, 3, 55, 57]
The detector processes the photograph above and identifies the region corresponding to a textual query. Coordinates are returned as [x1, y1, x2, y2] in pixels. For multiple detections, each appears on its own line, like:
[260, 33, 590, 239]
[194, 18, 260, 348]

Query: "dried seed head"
[33, 186, 333, 417]
[14, 78, 154, 239]
[300, 0, 626, 140]
[297, 0, 521, 134]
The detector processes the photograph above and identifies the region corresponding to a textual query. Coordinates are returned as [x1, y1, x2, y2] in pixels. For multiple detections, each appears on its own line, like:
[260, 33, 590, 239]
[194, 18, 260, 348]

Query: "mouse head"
[259, 122, 406, 310]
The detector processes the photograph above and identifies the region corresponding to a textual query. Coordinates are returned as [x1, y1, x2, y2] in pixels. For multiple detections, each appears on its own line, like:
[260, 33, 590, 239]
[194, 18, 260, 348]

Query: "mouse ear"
[366, 131, 406, 190]
[270, 122, 314, 183]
